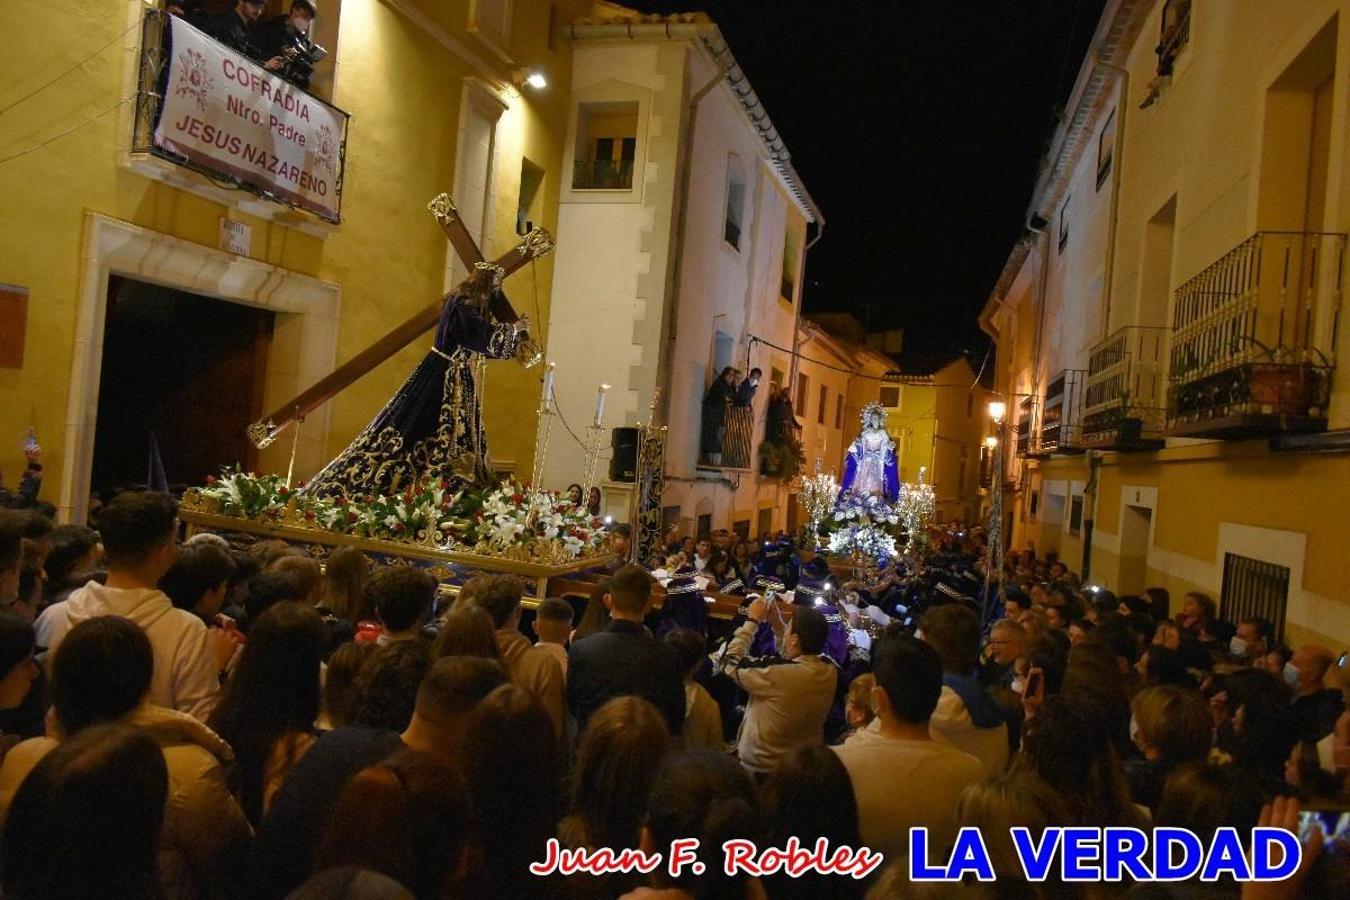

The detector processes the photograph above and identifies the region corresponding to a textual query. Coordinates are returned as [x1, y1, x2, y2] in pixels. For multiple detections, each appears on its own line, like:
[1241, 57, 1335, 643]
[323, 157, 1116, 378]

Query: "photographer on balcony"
[200, 0, 270, 60]
[256, 0, 324, 90]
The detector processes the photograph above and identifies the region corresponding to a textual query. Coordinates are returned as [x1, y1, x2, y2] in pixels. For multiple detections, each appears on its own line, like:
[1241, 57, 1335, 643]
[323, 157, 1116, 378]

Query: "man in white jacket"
[35, 492, 224, 720]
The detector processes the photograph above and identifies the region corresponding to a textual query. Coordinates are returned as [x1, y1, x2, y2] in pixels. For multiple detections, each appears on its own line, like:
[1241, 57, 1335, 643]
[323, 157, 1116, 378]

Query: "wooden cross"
[248, 194, 555, 448]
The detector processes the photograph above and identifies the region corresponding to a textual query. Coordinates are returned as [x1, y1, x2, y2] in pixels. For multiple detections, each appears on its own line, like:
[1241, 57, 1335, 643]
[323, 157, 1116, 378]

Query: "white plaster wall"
[544, 36, 810, 534]
[661, 46, 806, 532]
[542, 40, 681, 491]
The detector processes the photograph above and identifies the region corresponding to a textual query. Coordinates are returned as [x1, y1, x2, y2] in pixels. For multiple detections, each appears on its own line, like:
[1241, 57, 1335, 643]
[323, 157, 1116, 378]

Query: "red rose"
[346, 510, 357, 522]
[303, 510, 316, 521]
[393, 522, 406, 533]
[512, 494, 524, 504]
[205, 475, 217, 485]
[277, 486, 289, 495]
[440, 480, 450, 490]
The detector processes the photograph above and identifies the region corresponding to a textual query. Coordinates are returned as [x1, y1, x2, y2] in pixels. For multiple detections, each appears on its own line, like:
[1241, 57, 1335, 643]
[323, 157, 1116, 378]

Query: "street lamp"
[983, 398, 1009, 621]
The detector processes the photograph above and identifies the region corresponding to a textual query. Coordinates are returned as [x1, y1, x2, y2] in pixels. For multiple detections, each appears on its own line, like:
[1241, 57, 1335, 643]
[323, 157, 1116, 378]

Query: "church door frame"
[60, 213, 342, 523]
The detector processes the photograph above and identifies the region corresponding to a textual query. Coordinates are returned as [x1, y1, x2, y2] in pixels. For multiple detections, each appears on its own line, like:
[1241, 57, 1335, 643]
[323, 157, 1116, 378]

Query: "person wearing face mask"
[1122, 685, 1212, 814]
[1229, 615, 1273, 665]
[1286, 644, 1345, 742]
[256, 0, 321, 88]
[734, 366, 762, 407]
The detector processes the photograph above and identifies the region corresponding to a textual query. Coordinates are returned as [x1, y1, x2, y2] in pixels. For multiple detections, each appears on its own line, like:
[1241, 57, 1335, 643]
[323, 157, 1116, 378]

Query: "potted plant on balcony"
[758, 434, 805, 483]
[1246, 346, 1328, 419]
[1116, 391, 1144, 441]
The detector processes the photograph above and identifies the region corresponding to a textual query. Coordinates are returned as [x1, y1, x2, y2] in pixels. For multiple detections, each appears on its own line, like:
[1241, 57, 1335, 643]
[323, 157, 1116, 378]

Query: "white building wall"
[542, 40, 687, 492]
[543, 34, 814, 539]
[661, 46, 807, 537]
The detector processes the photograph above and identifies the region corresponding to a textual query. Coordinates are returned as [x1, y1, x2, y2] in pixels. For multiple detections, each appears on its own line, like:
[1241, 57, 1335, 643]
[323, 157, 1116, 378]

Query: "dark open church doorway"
[91, 276, 274, 498]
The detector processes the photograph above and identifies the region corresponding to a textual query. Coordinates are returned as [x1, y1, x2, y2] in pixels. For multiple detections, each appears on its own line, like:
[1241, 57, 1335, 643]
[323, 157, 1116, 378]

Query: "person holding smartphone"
[0, 439, 42, 511]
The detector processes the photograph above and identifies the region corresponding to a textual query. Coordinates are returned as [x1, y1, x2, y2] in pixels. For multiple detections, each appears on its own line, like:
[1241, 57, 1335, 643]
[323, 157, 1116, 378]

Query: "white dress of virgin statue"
[840, 403, 900, 502]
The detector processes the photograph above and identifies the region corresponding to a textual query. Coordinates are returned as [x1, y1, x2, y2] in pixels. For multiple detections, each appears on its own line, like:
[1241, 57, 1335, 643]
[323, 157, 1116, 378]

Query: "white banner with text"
[154, 15, 347, 222]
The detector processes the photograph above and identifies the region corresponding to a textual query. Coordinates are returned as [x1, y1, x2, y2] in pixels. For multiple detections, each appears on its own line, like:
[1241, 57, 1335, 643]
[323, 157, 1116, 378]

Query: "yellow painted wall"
[886, 381, 936, 486]
[989, 1, 1350, 646]
[0, 0, 587, 511]
[885, 358, 989, 522]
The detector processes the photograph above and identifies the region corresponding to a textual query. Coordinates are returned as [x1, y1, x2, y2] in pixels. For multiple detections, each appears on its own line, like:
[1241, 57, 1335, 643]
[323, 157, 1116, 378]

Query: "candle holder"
[581, 424, 606, 497]
[531, 364, 557, 491]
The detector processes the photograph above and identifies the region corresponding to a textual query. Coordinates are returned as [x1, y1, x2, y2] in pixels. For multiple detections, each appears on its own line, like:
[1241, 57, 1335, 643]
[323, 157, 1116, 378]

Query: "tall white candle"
[541, 362, 556, 407]
[594, 383, 610, 427]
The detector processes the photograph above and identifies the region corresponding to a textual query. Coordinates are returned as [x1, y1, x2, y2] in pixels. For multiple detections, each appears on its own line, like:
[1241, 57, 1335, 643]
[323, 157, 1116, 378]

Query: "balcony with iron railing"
[1041, 369, 1086, 454]
[131, 10, 350, 224]
[698, 403, 754, 472]
[1156, 0, 1192, 77]
[1167, 231, 1344, 438]
[1015, 397, 1043, 459]
[572, 157, 635, 190]
[1081, 325, 1169, 450]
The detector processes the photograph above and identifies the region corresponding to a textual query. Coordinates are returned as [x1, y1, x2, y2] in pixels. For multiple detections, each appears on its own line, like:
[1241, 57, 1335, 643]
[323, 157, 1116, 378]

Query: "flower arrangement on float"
[827, 522, 899, 560]
[188, 467, 608, 560]
[832, 491, 901, 526]
[795, 463, 936, 561]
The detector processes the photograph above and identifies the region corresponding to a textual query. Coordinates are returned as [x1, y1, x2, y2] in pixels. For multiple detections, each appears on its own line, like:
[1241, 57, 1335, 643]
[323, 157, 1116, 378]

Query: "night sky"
[624, 0, 1109, 372]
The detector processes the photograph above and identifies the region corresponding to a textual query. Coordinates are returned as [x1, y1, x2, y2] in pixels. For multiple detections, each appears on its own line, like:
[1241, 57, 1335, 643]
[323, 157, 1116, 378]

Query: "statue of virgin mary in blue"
[840, 402, 900, 502]
[302, 269, 528, 499]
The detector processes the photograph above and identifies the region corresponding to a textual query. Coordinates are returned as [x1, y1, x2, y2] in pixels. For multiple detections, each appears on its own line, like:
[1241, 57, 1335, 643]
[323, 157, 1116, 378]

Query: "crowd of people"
[0, 472, 1347, 898]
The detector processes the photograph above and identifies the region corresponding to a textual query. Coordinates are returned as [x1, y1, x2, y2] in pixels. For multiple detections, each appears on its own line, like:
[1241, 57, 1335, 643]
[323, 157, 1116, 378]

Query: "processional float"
[178, 195, 608, 601]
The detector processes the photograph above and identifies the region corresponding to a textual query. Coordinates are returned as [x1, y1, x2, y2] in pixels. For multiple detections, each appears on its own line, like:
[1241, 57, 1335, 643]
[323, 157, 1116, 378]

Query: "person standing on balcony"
[201, 0, 281, 70]
[256, 0, 321, 89]
[766, 385, 799, 443]
[700, 367, 737, 465]
[735, 367, 762, 407]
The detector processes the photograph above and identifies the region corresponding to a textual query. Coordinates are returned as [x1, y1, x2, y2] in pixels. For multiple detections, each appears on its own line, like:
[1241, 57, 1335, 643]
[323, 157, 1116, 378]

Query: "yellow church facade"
[0, 0, 588, 521]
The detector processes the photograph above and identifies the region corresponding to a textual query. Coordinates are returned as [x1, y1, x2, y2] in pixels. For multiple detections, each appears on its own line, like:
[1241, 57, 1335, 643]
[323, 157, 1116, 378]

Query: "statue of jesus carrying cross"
[278, 194, 555, 499]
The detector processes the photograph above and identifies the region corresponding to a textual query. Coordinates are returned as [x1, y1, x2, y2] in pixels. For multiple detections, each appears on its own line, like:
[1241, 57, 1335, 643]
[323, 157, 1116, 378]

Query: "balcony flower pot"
[1248, 363, 1320, 416]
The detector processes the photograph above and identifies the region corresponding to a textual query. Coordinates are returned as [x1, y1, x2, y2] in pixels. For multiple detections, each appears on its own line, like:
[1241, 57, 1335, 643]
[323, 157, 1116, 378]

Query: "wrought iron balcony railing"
[1015, 396, 1039, 458]
[1082, 325, 1169, 450]
[1167, 231, 1344, 438]
[572, 158, 635, 190]
[131, 10, 349, 223]
[699, 403, 753, 471]
[1041, 369, 1086, 454]
[1157, 0, 1192, 77]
